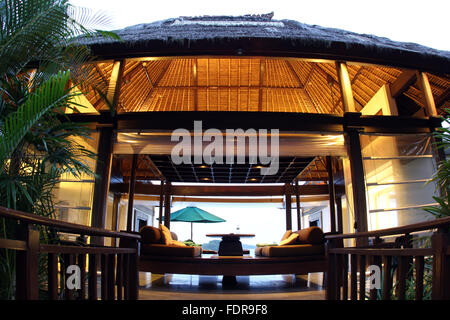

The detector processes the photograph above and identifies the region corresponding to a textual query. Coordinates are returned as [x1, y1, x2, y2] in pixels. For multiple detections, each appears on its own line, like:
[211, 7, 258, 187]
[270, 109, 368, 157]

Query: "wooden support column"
[91, 59, 123, 242]
[416, 71, 438, 116]
[336, 62, 356, 113]
[106, 60, 125, 111]
[345, 124, 368, 245]
[431, 230, 450, 299]
[15, 225, 39, 300]
[164, 181, 172, 228]
[295, 180, 301, 230]
[112, 193, 121, 246]
[336, 196, 344, 234]
[159, 180, 165, 225]
[285, 182, 292, 231]
[91, 126, 114, 245]
[126, 154, 138, 232]
[193, 59, 198, 111]
[327, 156, 337, 233]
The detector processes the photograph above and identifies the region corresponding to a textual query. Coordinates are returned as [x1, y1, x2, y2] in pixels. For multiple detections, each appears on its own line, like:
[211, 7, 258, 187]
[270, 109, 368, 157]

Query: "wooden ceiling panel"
[81, 57, 448, 116]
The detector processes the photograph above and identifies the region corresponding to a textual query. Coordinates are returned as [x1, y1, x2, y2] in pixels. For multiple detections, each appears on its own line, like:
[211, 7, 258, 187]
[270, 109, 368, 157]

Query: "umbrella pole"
[191, 222, 193, 241]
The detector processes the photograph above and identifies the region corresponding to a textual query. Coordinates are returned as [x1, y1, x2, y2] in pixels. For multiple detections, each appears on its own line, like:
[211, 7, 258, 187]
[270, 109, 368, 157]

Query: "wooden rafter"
[436, 87, 450, 107]
[390, 70, 417, 98]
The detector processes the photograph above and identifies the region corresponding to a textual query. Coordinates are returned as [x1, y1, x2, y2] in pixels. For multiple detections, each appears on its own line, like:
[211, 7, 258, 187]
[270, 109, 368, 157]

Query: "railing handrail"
[0, 205, 140, 240]
[325, 215, 450, 240]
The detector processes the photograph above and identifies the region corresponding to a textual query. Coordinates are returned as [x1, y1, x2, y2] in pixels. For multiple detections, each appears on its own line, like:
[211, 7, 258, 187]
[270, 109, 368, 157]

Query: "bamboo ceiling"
[83, 57, 450, 115]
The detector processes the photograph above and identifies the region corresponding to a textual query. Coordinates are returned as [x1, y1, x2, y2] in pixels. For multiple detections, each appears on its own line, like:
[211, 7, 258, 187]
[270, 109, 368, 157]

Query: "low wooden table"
[206, 233, 255, 285]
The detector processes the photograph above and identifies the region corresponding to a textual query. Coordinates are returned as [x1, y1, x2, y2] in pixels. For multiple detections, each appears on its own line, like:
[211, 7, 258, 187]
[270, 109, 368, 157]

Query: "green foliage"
[0, 71, 72, 166]
[424, 108, 450, 219]
[183, 240, 202, 247]
[0, 0, 117, 299]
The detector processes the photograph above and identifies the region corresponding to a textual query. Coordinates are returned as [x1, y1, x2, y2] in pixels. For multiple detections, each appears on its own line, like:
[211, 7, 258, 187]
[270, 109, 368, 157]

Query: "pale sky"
[71, 0, 450, 51]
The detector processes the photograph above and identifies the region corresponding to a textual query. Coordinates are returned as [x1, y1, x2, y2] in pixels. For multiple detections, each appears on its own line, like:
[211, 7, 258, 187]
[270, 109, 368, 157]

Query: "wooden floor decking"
[138, 272, 325, 300]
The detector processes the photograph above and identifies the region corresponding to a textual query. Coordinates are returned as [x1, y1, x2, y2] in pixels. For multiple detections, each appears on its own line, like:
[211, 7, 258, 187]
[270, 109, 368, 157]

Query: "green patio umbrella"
[168, 206, 226, 241]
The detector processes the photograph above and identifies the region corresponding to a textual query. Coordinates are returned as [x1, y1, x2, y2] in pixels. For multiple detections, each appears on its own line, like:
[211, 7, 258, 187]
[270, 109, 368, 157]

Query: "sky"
[167, 202, 288, 247]
[70, 0, 450, 51]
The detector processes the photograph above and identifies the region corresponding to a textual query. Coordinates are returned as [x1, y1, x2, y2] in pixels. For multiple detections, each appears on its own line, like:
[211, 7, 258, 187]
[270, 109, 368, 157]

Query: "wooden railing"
[325, 216, 450, 300]
[0, 206, 141, 300]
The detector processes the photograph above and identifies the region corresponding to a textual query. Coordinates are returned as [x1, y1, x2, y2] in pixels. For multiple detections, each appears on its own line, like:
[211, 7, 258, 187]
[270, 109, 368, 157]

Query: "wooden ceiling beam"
[436, 87, 450, 107]
[143, 155, 165, 180]
[109, 182, 338, 196]
[194, 59, 198, 111]
[336, 61, 356, 113]
[94, 64, 109, 86]
[105, 59, 125, 111]
[389, 70, 417, 98]
[126, 194, 330, 204]
[258, 58, 264, 112]
[416, 71, 438, 116]
[304, 63, 316, 88]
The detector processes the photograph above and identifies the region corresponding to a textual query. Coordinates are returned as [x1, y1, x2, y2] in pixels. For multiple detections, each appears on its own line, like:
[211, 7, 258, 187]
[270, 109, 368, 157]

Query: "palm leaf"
[0, 70, 72, 166]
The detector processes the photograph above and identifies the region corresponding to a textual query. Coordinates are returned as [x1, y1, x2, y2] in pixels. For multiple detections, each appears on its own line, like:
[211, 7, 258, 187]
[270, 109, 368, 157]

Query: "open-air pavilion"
[1, 13, 450, 300]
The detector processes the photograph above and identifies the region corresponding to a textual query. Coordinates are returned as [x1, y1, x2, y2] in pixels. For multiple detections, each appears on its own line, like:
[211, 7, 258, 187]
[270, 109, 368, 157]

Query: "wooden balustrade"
[325, 216, 450, 300]
[0, 206, 141, 300]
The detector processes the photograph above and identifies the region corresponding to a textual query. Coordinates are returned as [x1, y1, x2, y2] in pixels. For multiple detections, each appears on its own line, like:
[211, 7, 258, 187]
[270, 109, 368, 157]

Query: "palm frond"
[0, 70, 72, 166]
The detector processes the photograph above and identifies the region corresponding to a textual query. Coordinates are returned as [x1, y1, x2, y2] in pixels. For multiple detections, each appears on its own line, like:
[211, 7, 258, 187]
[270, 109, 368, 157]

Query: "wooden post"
[15, 224, 39, 300]
[336, 196, 344, 234]
[126, 154, 138, 232]
[327, 156, 337, 233]
[106, 60, 125, 111]
[112, 193, 121, 246]
[48, 253, 58, 300]
[164, 181, 172, 228]
[325, 239, 337, 300]
[345, 124, 369, 245]
[431, 230, 450, 299]
[295, 180, 301, 230]
[336, 62, 356, 113]
[78, 253, 87, 300]
[159, 180, 164, 224]
[107, 254, 116, 300]
[285, 182, 292, 231]
[91, 126, 114, 245]
[416, 71, 437, 117]
[119, 232, 139, 300]
[88, 254, 99, 300]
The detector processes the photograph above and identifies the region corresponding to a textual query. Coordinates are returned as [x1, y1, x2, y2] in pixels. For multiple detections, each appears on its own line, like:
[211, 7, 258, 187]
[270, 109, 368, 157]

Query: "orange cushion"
[279, 233, 299, 246]
[295, 227, 324, 244]
[280, 230, 292, 242]
[172, 240, 187, 247]
[140, 226, 162, 244]
[160, 224, 174, 245]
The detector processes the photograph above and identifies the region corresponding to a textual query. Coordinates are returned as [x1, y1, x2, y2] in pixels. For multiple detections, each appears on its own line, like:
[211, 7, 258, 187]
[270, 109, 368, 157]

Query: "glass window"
[360, 133, 439, 230]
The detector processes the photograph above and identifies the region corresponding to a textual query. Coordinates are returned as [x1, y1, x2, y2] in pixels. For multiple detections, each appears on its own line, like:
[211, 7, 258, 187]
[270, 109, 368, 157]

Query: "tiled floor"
[138, 272, 325, 300]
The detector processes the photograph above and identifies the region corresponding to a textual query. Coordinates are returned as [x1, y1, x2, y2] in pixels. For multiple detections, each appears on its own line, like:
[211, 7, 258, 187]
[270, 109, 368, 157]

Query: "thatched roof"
[83, 13, 450, 74]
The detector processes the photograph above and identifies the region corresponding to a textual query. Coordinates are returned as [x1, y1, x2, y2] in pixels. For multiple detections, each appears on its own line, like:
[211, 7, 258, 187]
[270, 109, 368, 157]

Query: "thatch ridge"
[81, 14, 450, 73]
